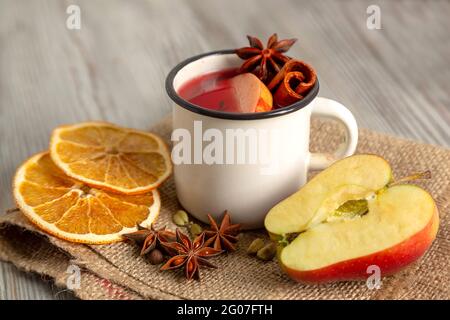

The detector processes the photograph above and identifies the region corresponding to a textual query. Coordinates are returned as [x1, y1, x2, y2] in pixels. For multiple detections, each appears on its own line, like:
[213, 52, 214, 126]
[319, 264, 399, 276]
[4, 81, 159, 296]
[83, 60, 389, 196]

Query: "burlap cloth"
[0, 115, 449, 300]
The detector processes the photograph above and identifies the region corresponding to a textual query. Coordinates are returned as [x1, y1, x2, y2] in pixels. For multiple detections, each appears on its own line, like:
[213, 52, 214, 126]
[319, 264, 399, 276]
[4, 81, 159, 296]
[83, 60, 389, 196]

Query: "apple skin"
[281, 207, 439, 283]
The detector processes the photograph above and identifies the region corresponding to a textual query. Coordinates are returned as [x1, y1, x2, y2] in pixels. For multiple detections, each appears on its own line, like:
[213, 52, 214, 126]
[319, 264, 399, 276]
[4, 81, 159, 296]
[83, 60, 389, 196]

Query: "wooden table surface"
[0, 0, 449, 300]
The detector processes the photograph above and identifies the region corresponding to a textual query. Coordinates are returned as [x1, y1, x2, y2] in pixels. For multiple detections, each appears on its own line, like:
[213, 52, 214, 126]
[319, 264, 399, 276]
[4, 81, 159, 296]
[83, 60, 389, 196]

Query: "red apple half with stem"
[264, 154, 439, 283]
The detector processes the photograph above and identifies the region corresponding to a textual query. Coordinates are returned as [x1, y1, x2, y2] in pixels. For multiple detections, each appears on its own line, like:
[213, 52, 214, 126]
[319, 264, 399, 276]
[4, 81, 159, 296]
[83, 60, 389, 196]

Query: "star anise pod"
[122, 224, 176, 255]
[160, 229, 222, 280]
[204, 211, 241, 252]
[235, 33, 297, 83]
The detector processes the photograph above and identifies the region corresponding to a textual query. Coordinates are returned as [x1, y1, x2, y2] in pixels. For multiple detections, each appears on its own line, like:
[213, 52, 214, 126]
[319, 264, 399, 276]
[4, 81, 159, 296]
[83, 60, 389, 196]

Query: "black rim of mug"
[165, 49, 320, 120]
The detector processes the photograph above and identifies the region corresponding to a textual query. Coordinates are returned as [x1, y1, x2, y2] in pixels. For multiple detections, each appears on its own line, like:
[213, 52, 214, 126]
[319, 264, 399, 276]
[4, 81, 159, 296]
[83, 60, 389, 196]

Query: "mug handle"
[308, 97, 358, 170]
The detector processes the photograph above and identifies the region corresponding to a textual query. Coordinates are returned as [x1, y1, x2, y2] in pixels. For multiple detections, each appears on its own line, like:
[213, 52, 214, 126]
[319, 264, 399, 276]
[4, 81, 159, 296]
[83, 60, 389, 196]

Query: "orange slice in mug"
[13, 152, 160, 244]
[50, 122, 172, 195]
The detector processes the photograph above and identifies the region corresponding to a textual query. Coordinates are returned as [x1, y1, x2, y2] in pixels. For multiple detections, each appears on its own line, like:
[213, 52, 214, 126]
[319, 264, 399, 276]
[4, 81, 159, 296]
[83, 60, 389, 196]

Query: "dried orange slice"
[50, 122, 172, 195]
[13, 152, 160, 244]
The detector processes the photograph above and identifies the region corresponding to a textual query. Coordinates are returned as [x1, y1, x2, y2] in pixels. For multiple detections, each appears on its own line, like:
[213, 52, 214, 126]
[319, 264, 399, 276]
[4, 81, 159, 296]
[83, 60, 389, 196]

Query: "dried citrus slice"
[49, 122, 172, 195]
[13, 152, 161, 244]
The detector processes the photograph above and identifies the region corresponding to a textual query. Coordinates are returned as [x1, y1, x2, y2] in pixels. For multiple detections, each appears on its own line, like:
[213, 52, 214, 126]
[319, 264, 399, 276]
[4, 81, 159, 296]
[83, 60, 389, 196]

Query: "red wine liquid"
[178, 68, 241, 113]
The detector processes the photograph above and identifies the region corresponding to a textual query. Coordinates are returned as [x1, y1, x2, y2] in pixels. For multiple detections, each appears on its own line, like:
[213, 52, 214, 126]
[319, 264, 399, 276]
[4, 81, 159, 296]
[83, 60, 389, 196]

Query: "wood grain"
[0, 0, 449, 299]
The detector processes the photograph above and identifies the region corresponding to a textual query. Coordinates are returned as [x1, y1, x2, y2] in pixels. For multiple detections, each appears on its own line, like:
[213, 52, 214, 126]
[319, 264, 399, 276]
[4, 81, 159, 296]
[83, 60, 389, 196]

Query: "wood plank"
[0, 0, 448, 299]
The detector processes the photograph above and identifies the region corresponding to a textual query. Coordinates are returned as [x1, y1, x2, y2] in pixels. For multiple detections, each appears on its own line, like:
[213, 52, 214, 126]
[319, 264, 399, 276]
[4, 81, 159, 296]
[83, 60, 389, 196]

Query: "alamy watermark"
[366, 265, 382, 290]
[66, 264, 81, 290]
[66, 5, 81, 30]
[366, 5, 381, 30]
[171, 121, 304, 175]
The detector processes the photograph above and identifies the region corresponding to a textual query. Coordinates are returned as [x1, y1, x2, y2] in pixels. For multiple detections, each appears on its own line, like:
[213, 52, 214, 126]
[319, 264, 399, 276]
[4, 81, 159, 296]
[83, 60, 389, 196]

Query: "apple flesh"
[229, 73, 273, 113]
[264, 154, 439, 283]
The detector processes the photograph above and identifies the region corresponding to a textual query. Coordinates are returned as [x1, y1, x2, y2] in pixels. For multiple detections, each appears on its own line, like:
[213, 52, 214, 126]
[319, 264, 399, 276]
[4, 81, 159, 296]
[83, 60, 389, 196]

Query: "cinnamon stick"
[273, 71, 305, 107]
[268, 59, 317, 107]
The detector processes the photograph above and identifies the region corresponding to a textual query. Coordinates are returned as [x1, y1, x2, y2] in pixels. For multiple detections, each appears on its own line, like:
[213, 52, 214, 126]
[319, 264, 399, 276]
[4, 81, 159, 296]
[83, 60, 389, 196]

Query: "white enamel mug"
[166, 50, 358, 229]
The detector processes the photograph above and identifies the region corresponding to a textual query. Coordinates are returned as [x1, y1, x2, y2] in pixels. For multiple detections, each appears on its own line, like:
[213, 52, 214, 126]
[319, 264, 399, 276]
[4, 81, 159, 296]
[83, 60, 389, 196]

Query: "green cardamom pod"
[247, 238, 265, 255]
[173, 210, 189, 226]
[256, 242, 277, 261]
[189, 223, 203, 237]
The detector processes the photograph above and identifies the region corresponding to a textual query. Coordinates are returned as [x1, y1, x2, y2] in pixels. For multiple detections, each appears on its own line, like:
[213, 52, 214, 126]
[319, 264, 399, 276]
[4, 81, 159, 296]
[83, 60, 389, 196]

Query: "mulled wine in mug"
[166, 50, 358, 229]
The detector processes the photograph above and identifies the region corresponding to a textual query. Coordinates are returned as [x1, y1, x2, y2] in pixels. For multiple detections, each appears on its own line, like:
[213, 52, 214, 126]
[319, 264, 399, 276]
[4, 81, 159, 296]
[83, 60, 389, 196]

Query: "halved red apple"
[264, 154, 439, 283]
[229, 73, 273, 113]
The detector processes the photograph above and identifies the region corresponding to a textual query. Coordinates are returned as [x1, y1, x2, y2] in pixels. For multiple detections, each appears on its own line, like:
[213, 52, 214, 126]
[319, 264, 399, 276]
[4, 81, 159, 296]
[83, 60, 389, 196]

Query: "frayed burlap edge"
[0, 216, 142, 300]
[0, 212, 180, 300]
